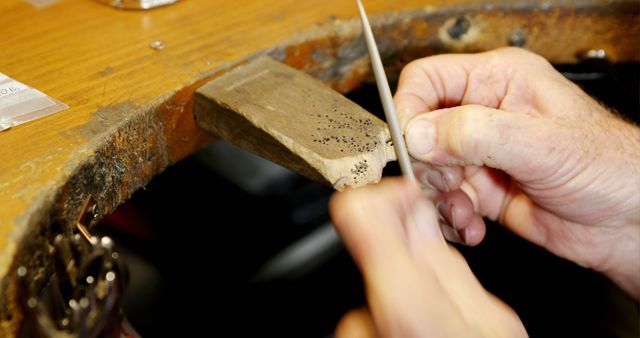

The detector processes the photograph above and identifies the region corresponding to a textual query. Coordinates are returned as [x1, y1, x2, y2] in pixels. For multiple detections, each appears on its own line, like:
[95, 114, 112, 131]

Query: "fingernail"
[412, 200, 440, 242]
[425, 170, 441, 188]
[451, 205, 457, 230]
[440, 222, 463, 244]
[425, 170, 450, 192]
[406, 119, 435, 157]
[437, 202, 457, 230]
[441, 171, 451, 192]
[460, 227, 470, 246]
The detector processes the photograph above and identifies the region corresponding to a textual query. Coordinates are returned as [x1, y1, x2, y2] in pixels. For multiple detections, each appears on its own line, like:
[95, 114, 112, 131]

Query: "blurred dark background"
[96, 58, 639, 337]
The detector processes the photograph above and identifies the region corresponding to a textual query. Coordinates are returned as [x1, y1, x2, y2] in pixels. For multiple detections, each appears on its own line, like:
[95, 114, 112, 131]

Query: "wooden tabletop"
[0, 0, 430, 285]
[0, 0, 637, 333]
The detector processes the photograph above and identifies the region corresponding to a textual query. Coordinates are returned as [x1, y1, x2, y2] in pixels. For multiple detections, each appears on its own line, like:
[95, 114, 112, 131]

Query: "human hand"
[329, 178, 527, 338]
[394, 47, 640, 298]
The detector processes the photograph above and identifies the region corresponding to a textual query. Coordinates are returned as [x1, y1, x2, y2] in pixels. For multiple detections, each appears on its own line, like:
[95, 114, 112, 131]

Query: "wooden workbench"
[0, 0, 638, 334]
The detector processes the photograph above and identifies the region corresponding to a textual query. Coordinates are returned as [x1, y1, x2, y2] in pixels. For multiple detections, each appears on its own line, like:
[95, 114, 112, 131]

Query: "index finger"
[394, 53, 472, 125]
[394, 47, 530, 125]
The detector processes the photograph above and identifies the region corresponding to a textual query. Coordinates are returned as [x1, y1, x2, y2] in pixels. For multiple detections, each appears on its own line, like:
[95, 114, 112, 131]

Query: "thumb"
[405, 104, 557, 178]
[335, 308, 377, 338]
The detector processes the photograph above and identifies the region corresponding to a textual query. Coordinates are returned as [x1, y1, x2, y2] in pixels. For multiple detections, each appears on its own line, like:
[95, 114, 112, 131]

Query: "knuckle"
[492, 47, 553, 72]
[400, 58, 424, 78]
[449, 105, 487, 163]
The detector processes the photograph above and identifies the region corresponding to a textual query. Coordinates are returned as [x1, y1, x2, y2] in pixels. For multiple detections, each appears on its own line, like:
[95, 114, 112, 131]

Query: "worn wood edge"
[0, 79, 216, 334]
[0, 98, 172, 334]
[1, 2, 639, 334]
[268, 1, 640, 92]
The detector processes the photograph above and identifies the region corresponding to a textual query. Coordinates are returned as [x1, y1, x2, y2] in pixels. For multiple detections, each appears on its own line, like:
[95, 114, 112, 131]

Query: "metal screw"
[540, 1, 552, 11]
[149, 40, 167, 51]
[580, 49, 607, 60]
[79, 297, 89, 308]
[17, 266, 27, 277]
[101, 236, 114, 250]
[508, 29, 527, 47]
[106, 271, 116, 282]
[447, 16, 471, 40]
[89, 204, 99, 219]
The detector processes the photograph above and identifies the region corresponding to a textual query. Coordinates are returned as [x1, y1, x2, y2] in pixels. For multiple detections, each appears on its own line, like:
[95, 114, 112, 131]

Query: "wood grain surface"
[0, 0, 638, 334]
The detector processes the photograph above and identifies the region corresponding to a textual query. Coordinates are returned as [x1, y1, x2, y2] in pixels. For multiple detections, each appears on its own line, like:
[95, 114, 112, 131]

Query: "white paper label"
[0, 81, 29, 100]
[0, 73, 68, 131]
[23, 0, 60, 9]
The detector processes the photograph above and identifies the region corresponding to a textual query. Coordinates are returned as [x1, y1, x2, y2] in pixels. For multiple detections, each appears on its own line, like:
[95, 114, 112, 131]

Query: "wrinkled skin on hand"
[329, 48, 639, 337]
[395, 47, 640, 299]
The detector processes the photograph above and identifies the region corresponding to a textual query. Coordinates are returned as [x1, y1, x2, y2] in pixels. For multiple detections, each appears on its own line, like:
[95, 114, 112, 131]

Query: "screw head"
[508, 29, 527, 47]
[447, 16, 471, 40]
[581, 49, 607, 60]
[149, 40, 167, 51]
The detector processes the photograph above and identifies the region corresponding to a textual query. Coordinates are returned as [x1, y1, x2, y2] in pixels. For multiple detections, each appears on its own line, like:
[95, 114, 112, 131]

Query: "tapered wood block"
[194, 57, 395, 190]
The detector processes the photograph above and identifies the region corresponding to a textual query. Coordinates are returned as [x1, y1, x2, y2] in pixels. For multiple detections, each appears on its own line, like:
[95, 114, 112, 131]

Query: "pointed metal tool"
[356, 0, 415, 183]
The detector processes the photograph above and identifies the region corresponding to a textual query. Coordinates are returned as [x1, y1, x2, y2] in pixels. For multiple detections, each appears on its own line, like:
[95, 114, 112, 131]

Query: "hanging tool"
[356, 0, 416, 183]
